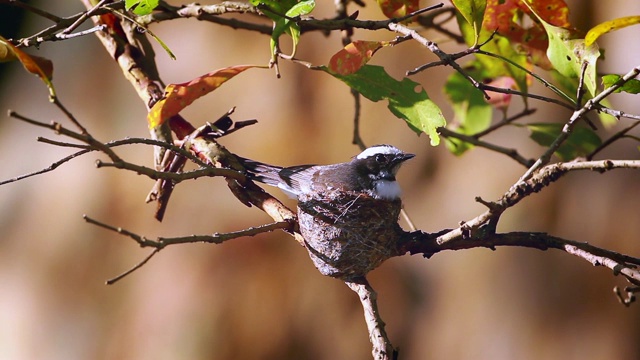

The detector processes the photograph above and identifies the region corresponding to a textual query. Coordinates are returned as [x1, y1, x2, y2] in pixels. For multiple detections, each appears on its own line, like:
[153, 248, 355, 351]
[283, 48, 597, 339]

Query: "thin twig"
[37, 136, 90, 149]
[472, 108, 536, 138]
[476, 49, 575, 105]
[575, 62, 588, 109]
[479, 84, 575, 111]
[1, 0, 62, 22]
[85, 215, 292, 249]
[598, 106, 640, 121]
[84, 214, 293, 283]
[106, 249, 160, 285]
[60, 0, 108, 35]
[0, 147, 90, 185]
[588, 121, 640, 160]
[516, 64, 640, 184]
[440, 128, 534, 167]
[416, 6, 465, 43]
[5, 111, 244, 185]
[51, 96, 89, 134]
[56, 24, 107, 40]
[434, 159, 640, 246]
[391, 3, 444, 23]
[388, 22, 490, 99]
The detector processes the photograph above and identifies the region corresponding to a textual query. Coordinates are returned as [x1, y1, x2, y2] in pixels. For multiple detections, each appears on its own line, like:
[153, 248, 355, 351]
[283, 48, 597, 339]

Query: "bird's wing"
[277, 165, 316, 193]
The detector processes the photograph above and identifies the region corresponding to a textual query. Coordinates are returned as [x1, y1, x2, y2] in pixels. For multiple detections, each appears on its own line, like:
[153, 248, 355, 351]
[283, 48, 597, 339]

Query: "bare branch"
[434, 160, 640, 246]
[516, 64, 640, 184]
[439, 127, 534, 167]
[598, 106, 640, 121]
[475, 49, 576, 104]
[575, 61, 588, 109]
[614, 285, 638, 307]
[55, 24, 106, 40]
[0, 146, 90, 185]
[0, 0, 62, 22]
[138, 2, 271, 34]
[472, 107, 537, 138]
[84, 214, 293, 283]
[85, 215, 292, 249]
[588, 121, 640, 160]
[415, 6, 465, 43]
[60, 0, 108, 36]
[479, 83, 575, 111]
[106, 249, 160, 285]
[402, 231, 640, 285]
[345, 279, 396, 360]
[387, 22, 490, 99]
[51, 95, 89, 134]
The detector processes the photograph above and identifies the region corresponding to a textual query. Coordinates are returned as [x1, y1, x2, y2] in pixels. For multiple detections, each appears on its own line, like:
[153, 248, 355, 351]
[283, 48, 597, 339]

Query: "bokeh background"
[1, 1, 639, 359]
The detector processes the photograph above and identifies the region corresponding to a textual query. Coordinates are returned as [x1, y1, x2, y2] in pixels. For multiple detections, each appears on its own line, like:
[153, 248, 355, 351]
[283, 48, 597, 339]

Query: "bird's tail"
[237, 157, 285, 188]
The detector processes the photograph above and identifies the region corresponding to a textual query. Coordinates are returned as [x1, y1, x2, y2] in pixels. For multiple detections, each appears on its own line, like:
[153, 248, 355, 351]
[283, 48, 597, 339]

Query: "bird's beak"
[389, 153, 415, 175]
[397, 153, 415, 163]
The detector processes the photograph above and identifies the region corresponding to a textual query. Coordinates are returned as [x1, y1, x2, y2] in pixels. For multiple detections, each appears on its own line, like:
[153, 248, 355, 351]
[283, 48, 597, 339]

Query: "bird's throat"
[372, 180, 401, 200]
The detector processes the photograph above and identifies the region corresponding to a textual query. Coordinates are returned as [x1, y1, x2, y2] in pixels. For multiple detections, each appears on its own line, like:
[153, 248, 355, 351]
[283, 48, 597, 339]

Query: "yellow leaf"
[585, 15, 640, 46]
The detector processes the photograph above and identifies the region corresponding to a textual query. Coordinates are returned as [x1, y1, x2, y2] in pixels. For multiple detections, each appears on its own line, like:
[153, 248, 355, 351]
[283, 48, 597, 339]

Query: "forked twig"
[84, 215, 293, 283]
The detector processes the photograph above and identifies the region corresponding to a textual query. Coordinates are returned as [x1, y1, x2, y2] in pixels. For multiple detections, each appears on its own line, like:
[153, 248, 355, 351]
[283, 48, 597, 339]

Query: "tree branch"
[84, 215, 293, 283]
[401, 231, 640, 285]
[439, 127, 534, 167]
[345, 279, 397, 360]
[387, 22, 490, 99]
[517, 64, 640, 184]
[433, 160, 640, 246]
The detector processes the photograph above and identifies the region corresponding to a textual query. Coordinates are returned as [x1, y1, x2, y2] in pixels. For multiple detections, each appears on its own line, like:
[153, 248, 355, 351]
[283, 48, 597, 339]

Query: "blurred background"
[1, 1, 639, 359]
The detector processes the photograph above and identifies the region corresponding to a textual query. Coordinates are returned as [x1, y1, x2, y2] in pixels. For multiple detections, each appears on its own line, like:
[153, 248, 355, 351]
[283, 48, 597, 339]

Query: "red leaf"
[328, 41, 387, 76]
[484, 76, 516, 110]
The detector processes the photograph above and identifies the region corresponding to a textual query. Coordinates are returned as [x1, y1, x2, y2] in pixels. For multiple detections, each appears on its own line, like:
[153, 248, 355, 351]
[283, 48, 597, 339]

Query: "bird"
[238, 144, 415, 201]
[238, 145, 415, 280]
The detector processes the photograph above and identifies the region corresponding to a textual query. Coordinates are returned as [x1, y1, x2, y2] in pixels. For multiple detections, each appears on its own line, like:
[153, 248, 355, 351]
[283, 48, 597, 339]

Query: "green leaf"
[602, 74, 640, 94]
[452, 0, 487, 45]
[253, 0, 315, 62]
[527, 123, 602, 161]
[125, 0, 159, 15]
[585, 16, 640, 46]
[522, 1, 600, 97]
[456, 12, 529, 101]
[443, 62, 492, 155]
[287, 0, 315, 17]
[325, 65, 446, 145]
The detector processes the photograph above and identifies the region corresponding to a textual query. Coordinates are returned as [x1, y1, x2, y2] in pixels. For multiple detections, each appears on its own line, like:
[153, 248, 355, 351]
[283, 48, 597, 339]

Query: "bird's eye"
[375, 154, 385, 163]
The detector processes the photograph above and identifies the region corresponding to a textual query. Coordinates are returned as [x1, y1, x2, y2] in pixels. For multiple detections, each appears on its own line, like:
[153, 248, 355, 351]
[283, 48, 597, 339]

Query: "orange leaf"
[484, 0, 569, 34]
[328, 41, 387, 76]
[483, 0, 570, 69]
[147, 65, 264, 129]
[0, 35, 54, 96]
[376, 0, 419, 19]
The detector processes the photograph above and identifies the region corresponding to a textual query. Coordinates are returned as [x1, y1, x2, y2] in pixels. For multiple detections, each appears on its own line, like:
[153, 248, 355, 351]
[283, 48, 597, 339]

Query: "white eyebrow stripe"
[356, 145, 402, 159]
